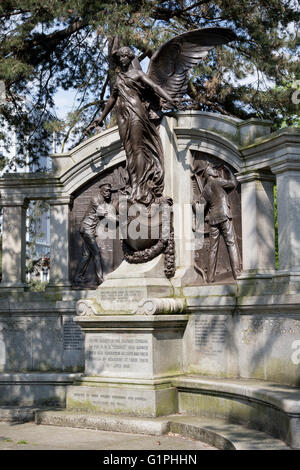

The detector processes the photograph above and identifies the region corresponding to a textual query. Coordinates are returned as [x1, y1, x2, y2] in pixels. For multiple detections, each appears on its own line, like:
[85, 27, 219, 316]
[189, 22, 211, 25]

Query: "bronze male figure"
[74, 182, 114, 285]
[201, 163, 240, 283]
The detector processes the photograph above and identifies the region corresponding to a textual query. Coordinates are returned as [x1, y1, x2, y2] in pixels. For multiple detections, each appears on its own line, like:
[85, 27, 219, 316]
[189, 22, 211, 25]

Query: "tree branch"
[17, 18, 89, 65]
[152, 1, 210, 21]
[181, 1, 212, 13]
[32, 18, 88, 48]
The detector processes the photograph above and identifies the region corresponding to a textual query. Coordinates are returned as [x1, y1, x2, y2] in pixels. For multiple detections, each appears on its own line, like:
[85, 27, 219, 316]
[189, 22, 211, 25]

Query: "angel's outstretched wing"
[147, 28, 236, 100]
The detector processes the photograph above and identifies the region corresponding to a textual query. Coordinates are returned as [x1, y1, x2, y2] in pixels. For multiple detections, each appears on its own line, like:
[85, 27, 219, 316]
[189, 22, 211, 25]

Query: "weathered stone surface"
[0, 406, 37, 423]
[48, 198, 72, 289]
[237, 172, 275, 276]
[173, 375, 300, 448]
[70, 314, 187, 416]
[133, 297, 186, 315]
[94, 255, 173, 313]
[0, 373, 81, 406]
[184, 313, 300, 385]
[35, 409, 170, 435]
[75, 315, 187, 380]
[0, 113, 300, 450]
[34, 409, 290, 449]
[69, 164, 125, 286]
[0, 314, 84, 373]
[0, 201, 27, 290]
[67, 381, 177, 417]
[85, 332, 153, 377]
[62, 316, 85, 371]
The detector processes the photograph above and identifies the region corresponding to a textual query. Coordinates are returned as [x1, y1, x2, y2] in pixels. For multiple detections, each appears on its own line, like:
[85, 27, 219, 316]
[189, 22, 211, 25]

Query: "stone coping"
[74, 375, 182, 387]
[74, 314, 189, 331]
[173, 375, 300, 415]
[3, 285, 300, 313]
[0, 373, 83, 383]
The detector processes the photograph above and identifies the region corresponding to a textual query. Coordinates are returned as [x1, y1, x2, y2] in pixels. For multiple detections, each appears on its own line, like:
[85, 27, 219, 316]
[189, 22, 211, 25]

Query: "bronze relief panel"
[191, 151, 242, 284]
[69, 164, 126, 287]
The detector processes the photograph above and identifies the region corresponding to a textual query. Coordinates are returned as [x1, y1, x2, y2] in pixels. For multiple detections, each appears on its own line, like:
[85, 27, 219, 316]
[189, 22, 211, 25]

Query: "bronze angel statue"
[86, 28, 236, 206]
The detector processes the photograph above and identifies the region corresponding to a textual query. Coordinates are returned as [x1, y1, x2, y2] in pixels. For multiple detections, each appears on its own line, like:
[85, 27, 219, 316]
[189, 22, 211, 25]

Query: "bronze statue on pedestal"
[85, 28, 236, 277]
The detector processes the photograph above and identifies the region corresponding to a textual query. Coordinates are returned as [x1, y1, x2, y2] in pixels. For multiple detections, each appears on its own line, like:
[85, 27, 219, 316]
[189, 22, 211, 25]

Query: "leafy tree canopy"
[0, 0, 299, 165]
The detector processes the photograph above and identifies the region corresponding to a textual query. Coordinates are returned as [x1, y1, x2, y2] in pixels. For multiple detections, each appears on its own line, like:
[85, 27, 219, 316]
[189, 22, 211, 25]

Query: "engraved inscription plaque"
[195, 316, 227, 357]
[68, 385, 152, 415]
[85, 333, 152, 377]
[63, 317, 84, 351]
[97, 288, 145, 311]
[63, 316, 85, 371]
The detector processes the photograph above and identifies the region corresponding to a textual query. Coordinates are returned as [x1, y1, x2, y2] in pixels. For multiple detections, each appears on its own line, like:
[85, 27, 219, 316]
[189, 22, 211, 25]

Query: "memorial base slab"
[66, 378, 177, 417]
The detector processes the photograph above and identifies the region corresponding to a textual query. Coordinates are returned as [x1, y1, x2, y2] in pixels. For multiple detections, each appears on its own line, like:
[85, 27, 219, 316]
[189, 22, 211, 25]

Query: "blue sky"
[54, 87, 78, 120]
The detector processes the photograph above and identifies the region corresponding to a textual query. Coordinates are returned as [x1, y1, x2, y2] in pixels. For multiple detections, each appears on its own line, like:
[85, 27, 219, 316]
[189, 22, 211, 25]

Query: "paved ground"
[0, 422, 217, 451]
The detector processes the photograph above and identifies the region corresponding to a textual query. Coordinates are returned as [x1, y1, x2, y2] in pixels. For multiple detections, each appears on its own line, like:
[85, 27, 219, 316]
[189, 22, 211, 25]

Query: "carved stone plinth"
[77, 254, 174, 315]
[69, 314, 188, 417]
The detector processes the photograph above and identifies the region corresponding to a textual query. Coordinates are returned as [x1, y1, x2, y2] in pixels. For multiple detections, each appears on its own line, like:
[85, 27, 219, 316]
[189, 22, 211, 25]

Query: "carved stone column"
[0, 196, 28, 290]
[160, 116, 198, 288]
[47, 196, 72, 290]
[271, 160, 300, 274]
[237, 171, 275, 277]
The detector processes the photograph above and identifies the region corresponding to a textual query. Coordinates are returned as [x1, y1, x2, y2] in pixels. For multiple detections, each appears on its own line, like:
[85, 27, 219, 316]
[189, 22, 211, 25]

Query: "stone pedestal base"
[76, 254, 174, 315]
[67, 377, 177, 417]
[71, 314, 188, 417]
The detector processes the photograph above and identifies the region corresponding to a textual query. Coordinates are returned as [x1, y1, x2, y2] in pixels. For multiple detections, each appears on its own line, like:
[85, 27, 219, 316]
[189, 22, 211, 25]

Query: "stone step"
[173, 375, 300, 448]
[168, 415, 290, 450]
[34, 410, 290, 450]
[35, 409, 169, 436]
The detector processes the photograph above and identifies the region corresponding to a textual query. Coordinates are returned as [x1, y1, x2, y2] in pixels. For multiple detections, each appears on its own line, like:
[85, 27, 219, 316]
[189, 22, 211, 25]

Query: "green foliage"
[27, 279, 47, 292]
[0, 1, 298, 161]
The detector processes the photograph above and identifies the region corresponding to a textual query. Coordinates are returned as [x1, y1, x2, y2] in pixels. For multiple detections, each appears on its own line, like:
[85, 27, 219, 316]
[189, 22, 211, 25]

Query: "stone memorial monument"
[70, 28, 238, 417]
[0, 27, 300, 449]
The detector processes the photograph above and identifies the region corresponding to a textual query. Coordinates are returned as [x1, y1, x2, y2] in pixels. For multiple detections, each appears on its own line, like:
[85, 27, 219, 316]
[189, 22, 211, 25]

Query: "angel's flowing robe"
[113, 71, 164, 205]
